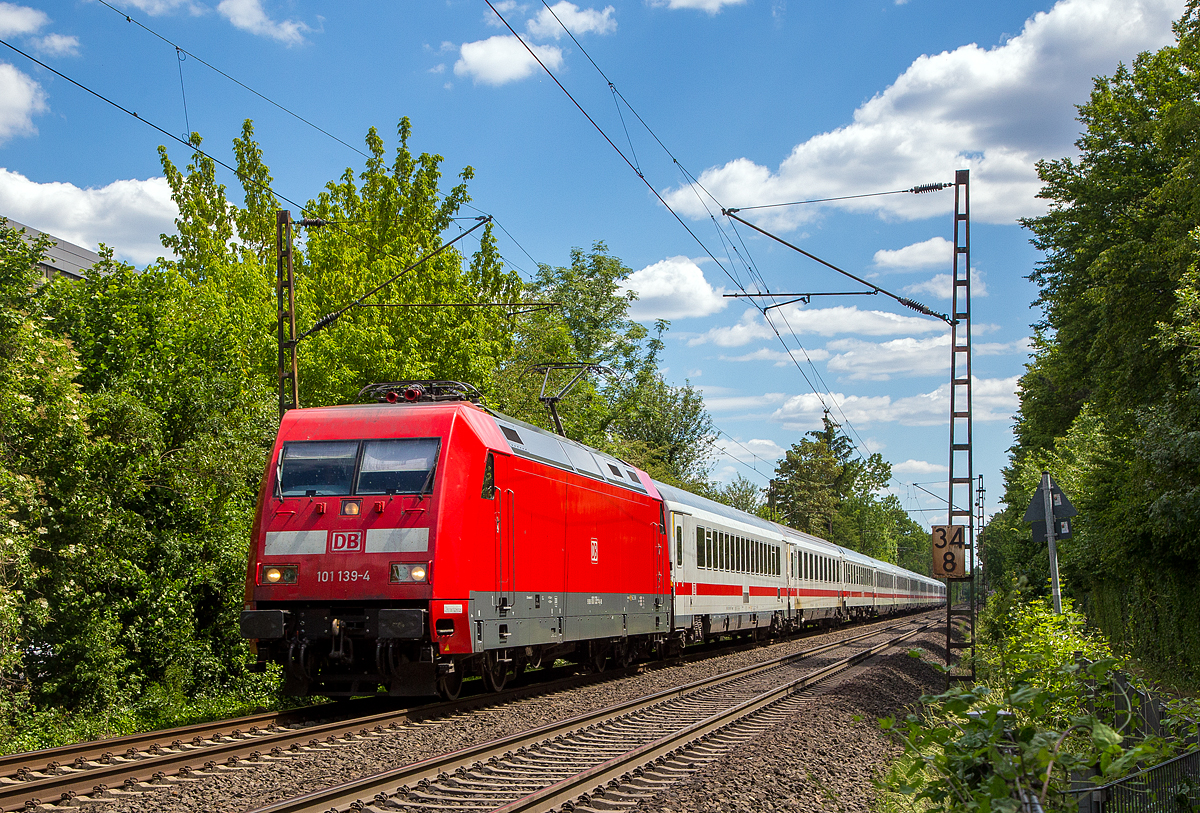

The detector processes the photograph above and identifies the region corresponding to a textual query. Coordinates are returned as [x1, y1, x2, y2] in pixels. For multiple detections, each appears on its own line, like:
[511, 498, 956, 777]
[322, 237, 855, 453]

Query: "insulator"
[909, 182, 949, 194]
[899, 297, 938, 317]
[297, 218, 326, 227]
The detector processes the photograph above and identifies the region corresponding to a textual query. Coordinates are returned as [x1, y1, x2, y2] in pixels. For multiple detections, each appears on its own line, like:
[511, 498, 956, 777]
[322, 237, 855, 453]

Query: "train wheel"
[589, 642, 608, 673]
[482, 651, 509, 692]
[436, 666, 463, 701]
[614, 642, 634, 669]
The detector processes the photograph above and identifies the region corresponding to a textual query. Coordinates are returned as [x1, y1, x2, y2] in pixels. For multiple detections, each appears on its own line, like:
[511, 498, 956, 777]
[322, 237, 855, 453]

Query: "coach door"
[496, 484, 515, 613]
[672, 511, 689, 612]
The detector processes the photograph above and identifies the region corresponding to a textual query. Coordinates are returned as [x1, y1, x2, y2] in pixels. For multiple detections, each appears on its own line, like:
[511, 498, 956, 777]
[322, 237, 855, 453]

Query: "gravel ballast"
[64, 614, 942, 813]
[635, 627, 948, 813]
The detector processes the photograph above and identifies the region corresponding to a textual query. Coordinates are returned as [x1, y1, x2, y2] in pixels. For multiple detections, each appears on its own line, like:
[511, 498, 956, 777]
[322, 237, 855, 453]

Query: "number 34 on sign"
[931, 525, 967, 578]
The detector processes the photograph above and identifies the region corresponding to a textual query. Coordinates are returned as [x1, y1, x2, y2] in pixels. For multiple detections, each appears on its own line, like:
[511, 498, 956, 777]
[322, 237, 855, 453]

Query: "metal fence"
[1075, 750, 1200, 813]
[1070, 658, 1199, 813]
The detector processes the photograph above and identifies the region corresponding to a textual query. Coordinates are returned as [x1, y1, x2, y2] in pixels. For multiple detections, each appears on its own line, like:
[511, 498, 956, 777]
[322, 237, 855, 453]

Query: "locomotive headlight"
[390, 563, 428, 583]
[260, 564, 298, 585]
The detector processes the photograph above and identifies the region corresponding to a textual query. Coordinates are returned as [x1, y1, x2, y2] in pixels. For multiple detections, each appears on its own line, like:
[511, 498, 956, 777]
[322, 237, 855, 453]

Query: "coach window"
[481, 452, 495, 499]
[676, 524, 684, 566]
[696, 526, 707, 569]
[279, 440, 358, 496]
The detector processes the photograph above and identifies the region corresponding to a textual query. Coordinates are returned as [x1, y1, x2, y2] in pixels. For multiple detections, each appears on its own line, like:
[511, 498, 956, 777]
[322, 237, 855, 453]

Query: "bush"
[878, 582, 1196, 812]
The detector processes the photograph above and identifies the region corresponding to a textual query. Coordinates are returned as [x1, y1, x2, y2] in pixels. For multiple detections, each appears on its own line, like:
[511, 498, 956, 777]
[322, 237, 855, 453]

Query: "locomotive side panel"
[563, 473, 665, 641]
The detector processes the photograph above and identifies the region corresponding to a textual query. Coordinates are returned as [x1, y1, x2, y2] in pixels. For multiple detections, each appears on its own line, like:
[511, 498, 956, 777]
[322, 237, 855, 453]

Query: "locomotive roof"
[283, 401, 938, 587]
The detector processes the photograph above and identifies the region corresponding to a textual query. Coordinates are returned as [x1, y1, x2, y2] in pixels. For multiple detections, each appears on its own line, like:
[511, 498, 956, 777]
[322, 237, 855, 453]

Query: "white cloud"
[32, 33, 79, 56]
[826, 335, 948, 380]
[690, 305, 946, 347]
[704, 391, 787, 413]
[115, 0, 203, 13]
[903, 270, 988, 300]
[649, 0, 747, 13]
[454, 35, 563, 85]
[771, 375, 1019, 429]
[0, 63, 45, 143]
[527, 2, 616, 38]
[977, 337, 1032, 356]
[621, 256, 727, 320]
[664, 0, 1182, 226]
[0, 2, 46, 36]
[873, 236, 953, 270]
[825, 333, 1030, 380]
[720, 347, 830, 366]
[713, 436, 785, 467]
[689, 309, 774, 347]
[893, 459, 948, 474]
[217, 0, 310, 46]
[0, 168, 178, 266]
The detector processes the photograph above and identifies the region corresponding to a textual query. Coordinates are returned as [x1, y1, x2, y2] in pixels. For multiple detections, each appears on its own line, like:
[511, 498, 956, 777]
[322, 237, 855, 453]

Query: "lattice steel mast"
[946, 169, 976, 682]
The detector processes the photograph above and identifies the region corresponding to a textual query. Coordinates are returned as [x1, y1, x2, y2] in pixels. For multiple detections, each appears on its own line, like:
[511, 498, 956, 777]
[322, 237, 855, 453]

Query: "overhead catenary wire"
[529, 16, 951, 478]
[0, 38, 512, 340]
[518, 0, 950, 480]
[96, 0, 547, 285]
[482, 0, 745, 296]
[95, 0, 371, 160]
[727, 183, 951, 212]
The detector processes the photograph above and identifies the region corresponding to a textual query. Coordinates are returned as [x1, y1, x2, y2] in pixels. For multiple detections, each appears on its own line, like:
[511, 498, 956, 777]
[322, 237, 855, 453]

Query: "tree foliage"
[880, 588, 1197, 813]
[768, 414, 927, 571]
[0, 117, 726, 746]
[986, 5, 1200, 683]
[490, 242, 715, 490]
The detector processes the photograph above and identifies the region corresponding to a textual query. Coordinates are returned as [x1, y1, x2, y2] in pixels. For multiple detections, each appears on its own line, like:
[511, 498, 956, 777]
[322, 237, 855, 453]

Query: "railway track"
[0, 611, 935, 812]
[0, 662, 641, 812]
[248, 616, 936, 813]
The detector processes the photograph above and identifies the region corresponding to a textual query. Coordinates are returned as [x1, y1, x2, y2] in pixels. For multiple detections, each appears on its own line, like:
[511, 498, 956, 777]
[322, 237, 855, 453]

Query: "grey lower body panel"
[469, 591, 666, 651]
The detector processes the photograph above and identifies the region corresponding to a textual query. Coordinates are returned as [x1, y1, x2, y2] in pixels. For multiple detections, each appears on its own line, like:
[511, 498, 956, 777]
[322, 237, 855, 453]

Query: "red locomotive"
[240, 381, 944, 699]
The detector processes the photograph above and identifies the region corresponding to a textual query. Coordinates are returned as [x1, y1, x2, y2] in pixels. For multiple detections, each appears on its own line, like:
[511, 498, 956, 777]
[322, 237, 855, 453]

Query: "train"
[239, 381, 945, 700]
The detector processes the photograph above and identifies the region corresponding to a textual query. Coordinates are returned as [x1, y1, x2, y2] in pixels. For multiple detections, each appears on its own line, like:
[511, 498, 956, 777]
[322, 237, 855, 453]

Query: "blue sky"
[0, 0, 1184, 526]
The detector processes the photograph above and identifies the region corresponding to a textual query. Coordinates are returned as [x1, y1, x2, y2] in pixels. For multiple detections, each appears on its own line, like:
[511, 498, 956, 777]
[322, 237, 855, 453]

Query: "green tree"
[991, 5, 1200, 682]
[709, 474, 764, 514]
[771, 414, 890, 542]
[491, 242, 716, 489]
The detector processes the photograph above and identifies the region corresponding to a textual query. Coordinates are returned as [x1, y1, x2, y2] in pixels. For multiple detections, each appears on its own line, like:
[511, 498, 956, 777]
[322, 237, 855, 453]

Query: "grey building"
[4, 217, 99, 281]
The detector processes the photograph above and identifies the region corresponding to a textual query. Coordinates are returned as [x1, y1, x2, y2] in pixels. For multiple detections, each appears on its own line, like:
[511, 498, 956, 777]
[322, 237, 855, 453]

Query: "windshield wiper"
[416, 466, 436, 502]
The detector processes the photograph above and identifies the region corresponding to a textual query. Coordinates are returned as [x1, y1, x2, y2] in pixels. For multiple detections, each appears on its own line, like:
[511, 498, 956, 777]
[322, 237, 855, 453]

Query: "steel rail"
[0, 700, 380, 777]
[0, 663, 636, 812]
[497, 622, 933, 813]
[0, 612, 932, 812]
[248, 614, 937, 813]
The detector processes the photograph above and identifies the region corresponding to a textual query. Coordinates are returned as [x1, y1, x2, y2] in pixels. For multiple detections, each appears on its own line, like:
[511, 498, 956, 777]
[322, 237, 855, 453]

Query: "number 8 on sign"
[931, 525, 966, 578]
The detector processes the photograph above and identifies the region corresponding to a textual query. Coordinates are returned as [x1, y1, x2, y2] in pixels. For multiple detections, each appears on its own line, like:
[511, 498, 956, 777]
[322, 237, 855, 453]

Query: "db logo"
[328, 531, 363, 553]
[590, 538, 599, 564]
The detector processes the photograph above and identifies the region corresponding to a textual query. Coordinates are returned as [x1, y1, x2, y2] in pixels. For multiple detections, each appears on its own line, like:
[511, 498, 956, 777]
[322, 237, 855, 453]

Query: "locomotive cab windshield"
[278, 438, 440, 496]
